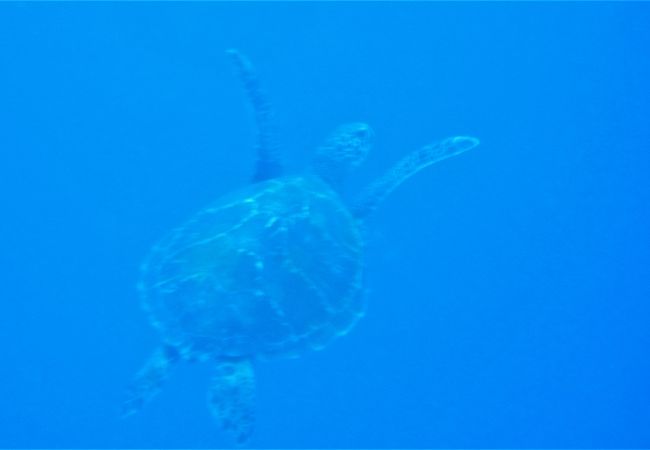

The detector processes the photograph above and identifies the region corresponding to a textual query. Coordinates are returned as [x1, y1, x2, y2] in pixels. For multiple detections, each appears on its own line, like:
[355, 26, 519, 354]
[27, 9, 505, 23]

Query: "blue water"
[1, 3, 649, 448]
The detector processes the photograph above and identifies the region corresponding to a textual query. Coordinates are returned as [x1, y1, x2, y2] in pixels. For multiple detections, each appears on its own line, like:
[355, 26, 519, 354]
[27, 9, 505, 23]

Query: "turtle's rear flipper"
[208, 359, 256, 446]
[122, 345, 179, 418]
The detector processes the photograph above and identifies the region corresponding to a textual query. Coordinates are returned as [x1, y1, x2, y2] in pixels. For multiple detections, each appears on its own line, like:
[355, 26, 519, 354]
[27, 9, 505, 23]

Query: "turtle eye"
[354, 125, 370, 138]
[356, 124, 374, 143]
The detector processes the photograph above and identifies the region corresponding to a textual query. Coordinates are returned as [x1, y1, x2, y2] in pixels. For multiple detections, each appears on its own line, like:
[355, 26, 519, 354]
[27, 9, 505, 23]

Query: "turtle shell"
[139, 175, 365, 360]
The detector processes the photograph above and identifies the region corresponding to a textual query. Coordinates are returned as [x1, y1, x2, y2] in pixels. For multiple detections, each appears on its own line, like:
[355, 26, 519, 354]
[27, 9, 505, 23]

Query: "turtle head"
[312, 122, 374, 190]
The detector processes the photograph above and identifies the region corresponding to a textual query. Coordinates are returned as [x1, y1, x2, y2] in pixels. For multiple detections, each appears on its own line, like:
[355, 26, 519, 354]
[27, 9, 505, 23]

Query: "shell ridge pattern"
[254, 222, 300, 354]
[147, 190, 270, 283]
[257, 192, 318, 352]
[276, 185, 363, 343]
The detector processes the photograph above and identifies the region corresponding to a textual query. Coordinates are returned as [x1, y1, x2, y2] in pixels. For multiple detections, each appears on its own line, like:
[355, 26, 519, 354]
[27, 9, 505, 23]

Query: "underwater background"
[1, 2, 649, 448]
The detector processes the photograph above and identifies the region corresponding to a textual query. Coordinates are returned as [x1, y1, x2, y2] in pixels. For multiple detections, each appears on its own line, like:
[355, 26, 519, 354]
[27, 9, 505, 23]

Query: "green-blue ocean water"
[0, 2, 648, 448]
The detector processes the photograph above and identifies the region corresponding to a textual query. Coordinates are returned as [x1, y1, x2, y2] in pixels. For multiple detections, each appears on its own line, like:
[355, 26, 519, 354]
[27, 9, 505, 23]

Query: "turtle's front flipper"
[208, 359, 256, 446]
[122, 345, 180, 418]
[227, 49, 282, 183]
[352, 136, 479, 219]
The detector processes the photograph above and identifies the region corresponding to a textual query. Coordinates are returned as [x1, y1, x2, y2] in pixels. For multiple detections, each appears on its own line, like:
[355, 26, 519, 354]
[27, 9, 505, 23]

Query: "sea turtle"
[123, 49, 479, 444]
